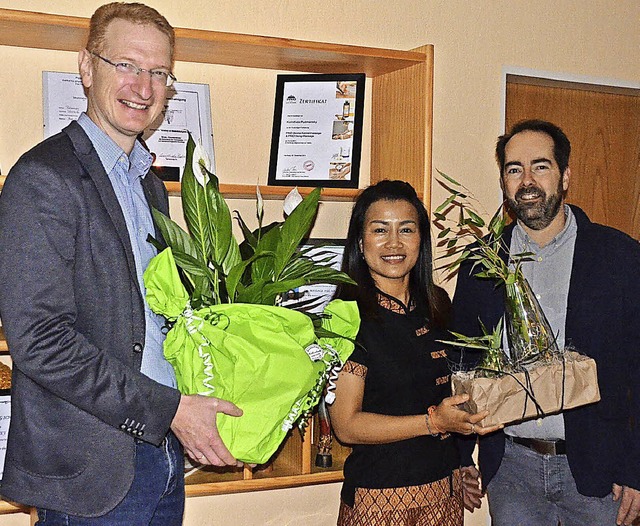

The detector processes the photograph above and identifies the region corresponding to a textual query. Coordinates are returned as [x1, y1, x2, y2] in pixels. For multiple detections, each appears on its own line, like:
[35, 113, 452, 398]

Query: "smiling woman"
[327, 180, 502, 526]
[359, 199, 421, 306]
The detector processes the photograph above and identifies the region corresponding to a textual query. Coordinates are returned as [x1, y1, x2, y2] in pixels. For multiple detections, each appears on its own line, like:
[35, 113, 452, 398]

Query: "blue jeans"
[487, 438, 618, 526]
[36, 433, 185, 525]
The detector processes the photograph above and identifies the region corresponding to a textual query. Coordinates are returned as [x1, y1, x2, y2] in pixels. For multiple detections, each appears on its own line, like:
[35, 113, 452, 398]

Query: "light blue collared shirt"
[78, 113, 176, 388]
[505, 205, 577, 440]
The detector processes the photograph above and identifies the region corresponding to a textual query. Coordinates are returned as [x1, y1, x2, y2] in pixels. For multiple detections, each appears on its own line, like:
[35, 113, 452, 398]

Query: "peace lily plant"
[143, 133, 359, 465]
[147, 134, 355, 311]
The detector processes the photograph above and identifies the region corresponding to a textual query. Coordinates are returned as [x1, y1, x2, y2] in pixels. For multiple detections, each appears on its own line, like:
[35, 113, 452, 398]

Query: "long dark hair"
[335, 180, 450, 327]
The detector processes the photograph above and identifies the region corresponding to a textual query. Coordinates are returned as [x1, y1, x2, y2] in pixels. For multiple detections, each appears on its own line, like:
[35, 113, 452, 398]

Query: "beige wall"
[0, 1, 638, 524]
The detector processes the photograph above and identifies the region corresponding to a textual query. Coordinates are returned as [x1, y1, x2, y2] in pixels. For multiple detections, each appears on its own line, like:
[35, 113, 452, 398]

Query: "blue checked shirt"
[78, 113, 177, 388]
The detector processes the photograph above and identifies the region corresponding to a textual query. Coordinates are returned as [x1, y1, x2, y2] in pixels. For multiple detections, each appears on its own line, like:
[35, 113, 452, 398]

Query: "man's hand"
[170, 394, 243, 467]
[613, 484, 640, 526]
[461, 465, 483, 512]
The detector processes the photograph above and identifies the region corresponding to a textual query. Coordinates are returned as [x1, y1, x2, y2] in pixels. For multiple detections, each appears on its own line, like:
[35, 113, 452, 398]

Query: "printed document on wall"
[42, 71, 214, 180]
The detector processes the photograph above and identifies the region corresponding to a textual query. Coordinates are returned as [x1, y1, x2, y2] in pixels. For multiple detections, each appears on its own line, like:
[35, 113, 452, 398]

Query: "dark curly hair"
[496, 119, 571, 177]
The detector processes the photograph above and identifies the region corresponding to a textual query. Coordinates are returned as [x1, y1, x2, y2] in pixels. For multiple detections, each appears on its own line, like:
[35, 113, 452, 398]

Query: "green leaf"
[293, 265, 355, 286]
[234, 210, 258, 251]
[234, 279, 273, 304]
[436, 169, 461, 187]
[273, 188, 321, 277]
[466, 209, 485, 228]
[435, 193, 458, 214]
[171, 248, 214, 278]
[251, 227, 281, 282]
[492, 318, 504, 349]
[151, 208, 198, 259]
[181, 135, 214, 264]
[433, 212, 446, 221]
[226, 251, 273, 301]
[275, 252, 354, 290]
[209, 188, 241, 274]
[488, 207, 506, 237]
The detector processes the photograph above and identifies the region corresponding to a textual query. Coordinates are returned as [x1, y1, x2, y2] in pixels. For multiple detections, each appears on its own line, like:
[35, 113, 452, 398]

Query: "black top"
[340, 291, 459, 506]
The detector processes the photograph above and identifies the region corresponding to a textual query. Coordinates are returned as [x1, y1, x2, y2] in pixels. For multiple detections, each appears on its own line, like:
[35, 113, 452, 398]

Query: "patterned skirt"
[337, 470, 463, 526]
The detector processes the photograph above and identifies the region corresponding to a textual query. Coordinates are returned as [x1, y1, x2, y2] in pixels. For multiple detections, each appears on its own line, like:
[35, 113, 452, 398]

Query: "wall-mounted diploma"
[42, 71, 214, 181]
[268, 74, 365, 188]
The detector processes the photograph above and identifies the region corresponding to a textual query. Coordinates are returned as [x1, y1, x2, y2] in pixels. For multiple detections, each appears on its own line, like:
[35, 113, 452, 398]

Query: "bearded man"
[453, 120, 640, 526]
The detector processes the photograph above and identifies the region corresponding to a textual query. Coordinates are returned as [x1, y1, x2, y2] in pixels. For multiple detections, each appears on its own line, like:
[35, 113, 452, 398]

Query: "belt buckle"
[509, 436, 565, 456]
[533, 439, 557, 456]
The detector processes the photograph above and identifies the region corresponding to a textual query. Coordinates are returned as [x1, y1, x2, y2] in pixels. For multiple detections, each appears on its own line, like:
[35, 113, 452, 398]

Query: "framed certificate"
[268, 74, 365, 188]
[42, 71, 215, 182]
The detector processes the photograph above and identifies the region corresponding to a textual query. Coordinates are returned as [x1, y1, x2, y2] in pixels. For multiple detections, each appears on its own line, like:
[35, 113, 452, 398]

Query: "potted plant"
[143, 134, 360, 464]
[433, 171, 599, 426]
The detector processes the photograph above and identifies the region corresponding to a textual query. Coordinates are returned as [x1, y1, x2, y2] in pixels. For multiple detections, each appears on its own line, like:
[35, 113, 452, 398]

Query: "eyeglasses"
[90, 51, 176, 87]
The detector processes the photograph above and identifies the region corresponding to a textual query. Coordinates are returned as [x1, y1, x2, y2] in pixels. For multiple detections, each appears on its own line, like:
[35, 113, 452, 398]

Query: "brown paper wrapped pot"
[451, 351, 600, 427]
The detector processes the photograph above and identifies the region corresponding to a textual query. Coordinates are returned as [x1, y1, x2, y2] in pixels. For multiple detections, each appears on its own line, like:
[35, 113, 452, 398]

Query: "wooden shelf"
[0, 177, 410, 202]
[166, 181, 361, 201]
[0, 175, 358, 200]
[0, 6, 432, 511]
[0, 500, 28, 516]
[0, 8, 424, 78]
[186, 470, 343, 497]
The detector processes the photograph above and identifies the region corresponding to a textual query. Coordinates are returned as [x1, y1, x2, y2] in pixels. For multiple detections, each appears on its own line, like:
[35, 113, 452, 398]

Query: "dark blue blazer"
[452, 205, 640, 497]
[0, 122, 181, 515]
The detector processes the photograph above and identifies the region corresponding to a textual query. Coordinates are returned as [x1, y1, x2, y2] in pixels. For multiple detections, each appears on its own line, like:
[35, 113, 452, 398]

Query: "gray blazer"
[0, 122, 181, 516]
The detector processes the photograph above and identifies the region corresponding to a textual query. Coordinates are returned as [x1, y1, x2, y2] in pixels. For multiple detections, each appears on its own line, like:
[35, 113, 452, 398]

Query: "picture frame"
[281, 238, 346, 314]
[42, 71, 215, 182]
[268, 73, 365, 188]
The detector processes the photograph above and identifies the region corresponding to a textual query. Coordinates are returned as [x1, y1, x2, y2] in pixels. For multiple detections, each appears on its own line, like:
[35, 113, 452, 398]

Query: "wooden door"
[505, 75, 640, 239]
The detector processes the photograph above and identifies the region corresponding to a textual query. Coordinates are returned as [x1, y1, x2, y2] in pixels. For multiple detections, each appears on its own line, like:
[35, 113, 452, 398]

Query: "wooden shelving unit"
[0, 328, 6, 355]
[0, 6, 433, 515]
[165, 182, 361, 201]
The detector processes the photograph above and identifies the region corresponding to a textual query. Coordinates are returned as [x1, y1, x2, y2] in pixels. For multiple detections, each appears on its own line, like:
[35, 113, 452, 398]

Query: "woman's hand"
[461, 465, 483, 512]
[429, 394, 503, 435]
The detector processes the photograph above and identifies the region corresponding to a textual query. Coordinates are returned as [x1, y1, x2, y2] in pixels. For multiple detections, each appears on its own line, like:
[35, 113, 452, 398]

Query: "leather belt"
[507, 435, 566, 456]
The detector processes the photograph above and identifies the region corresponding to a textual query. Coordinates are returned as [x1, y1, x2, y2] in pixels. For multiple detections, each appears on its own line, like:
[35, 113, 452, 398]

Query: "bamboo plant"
[434, 170, 558, 371]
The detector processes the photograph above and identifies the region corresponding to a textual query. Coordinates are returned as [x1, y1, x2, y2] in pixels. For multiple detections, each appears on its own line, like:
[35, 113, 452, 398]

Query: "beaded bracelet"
[425, 413, 440, 437]
[427, 405, 445, 434]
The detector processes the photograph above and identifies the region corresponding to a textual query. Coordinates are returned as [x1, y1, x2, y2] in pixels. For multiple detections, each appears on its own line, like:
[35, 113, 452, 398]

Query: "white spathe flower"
[283, 187, 303, 217]
[191, 142, 211, 187]
[256, 185, 264, 223]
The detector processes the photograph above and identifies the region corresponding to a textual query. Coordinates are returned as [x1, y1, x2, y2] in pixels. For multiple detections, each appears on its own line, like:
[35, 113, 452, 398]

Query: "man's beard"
[506, 181, 564, 230]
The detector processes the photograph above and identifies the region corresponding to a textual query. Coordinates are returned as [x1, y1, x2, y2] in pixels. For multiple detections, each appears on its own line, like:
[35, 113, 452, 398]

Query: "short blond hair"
[86, 2, 175, 60]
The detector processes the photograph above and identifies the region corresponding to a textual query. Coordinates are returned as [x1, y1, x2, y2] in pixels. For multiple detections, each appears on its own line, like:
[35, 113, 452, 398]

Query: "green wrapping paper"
[145, 248, 359, 464]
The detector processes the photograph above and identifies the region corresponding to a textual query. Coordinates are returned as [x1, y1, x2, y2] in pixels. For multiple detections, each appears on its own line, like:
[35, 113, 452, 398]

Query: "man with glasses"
[0, 3, 242, 524]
